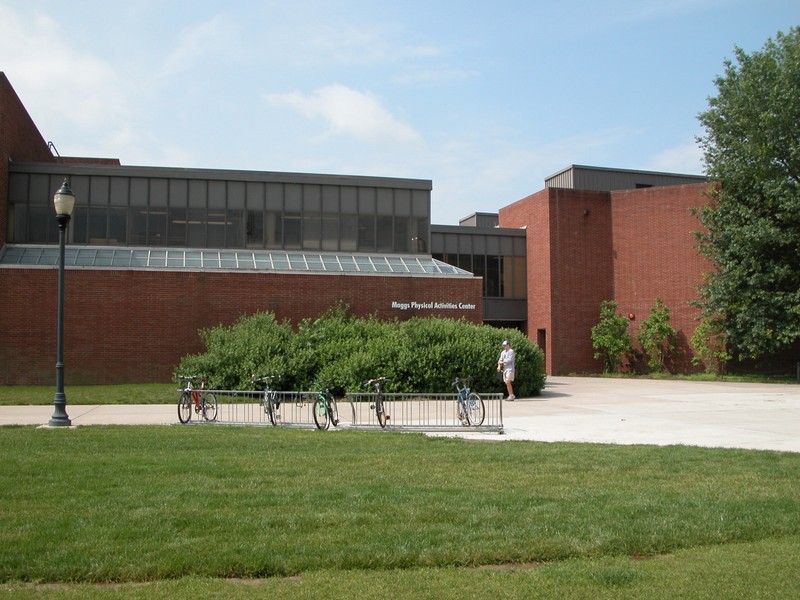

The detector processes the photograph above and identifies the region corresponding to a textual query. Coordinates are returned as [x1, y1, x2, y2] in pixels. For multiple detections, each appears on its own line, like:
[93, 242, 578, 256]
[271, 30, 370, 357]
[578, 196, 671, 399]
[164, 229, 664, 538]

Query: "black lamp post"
[49, 178, 76, 427]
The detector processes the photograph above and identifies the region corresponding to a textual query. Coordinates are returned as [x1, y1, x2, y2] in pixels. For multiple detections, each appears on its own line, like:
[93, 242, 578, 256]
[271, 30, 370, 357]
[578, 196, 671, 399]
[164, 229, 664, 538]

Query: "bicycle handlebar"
[364, 376, 391, 386]
[252, 374, 279, 382]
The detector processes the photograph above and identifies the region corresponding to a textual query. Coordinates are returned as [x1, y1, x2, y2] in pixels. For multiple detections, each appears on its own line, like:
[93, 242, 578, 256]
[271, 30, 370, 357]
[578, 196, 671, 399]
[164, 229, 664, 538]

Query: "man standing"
[497, 340, 516, 400]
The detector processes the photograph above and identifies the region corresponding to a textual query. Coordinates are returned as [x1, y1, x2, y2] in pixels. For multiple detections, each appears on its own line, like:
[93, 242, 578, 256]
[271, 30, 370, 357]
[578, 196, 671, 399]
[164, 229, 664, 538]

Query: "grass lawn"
[0, 384, 176, 406]
[0, 425, 798, 598]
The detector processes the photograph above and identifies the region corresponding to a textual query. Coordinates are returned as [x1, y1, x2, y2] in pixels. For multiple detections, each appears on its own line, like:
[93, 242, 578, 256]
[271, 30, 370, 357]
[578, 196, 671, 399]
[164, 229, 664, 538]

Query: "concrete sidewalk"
[2, 377, 798, 452]
[472, 376, 800, 452]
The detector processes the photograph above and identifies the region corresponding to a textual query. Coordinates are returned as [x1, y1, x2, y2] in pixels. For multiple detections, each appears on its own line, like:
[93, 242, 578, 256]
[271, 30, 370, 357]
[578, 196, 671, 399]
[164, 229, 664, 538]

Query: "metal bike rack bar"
[190, 390, 321, 428]
[180, 389, 504, 433]
[343, 392, 504, 433]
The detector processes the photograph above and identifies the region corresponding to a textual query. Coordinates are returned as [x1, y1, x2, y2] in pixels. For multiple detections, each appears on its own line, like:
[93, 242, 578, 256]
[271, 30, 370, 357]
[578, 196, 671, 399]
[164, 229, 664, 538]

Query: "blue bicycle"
[452, 377, 485, 426]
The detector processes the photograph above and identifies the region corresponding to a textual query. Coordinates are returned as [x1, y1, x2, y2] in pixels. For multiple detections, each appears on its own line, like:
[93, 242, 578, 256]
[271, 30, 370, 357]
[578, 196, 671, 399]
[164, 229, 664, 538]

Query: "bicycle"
[177, 375, 218, 423]
[252, 374, 280, 426]
[452, 377, 485, 427]
[312, 380, 340, 431]
[364, 376, 391, 428]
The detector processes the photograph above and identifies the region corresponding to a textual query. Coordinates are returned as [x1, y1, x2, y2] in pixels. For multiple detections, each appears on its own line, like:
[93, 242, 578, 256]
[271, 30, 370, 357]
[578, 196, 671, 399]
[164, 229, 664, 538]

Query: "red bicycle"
[177, 375, 218, 423]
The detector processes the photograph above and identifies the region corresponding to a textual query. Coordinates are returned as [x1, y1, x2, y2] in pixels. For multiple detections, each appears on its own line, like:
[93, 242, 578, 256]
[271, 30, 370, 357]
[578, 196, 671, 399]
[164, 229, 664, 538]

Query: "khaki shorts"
[503, 370, 515, 383]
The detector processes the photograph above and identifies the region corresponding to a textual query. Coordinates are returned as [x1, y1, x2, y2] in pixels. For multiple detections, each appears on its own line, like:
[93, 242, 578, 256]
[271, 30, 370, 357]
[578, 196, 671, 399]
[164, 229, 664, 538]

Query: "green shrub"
[691, 314, 731, 375]
[176, 305, 546, 396]
[637, 297, 678, 373]
[176, 312, 293, 389]
[591, 300, 634, 373]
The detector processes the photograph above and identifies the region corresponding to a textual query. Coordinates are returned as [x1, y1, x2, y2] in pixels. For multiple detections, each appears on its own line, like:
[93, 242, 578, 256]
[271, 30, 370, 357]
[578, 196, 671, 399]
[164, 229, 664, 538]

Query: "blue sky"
[1, 1, 798, 224]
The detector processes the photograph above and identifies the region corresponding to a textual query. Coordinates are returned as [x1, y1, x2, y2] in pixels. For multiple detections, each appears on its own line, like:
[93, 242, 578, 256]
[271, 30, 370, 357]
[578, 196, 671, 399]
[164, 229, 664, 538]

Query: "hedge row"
[177, 305, 546, 397]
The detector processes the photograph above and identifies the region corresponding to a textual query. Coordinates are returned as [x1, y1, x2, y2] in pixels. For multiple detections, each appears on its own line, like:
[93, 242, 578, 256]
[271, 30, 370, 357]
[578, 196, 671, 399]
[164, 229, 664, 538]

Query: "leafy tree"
[637, 298, 677, 373]
[691, 313, 731, 375]
[696, 27, 800, 359]
[591, 300, 633, 373]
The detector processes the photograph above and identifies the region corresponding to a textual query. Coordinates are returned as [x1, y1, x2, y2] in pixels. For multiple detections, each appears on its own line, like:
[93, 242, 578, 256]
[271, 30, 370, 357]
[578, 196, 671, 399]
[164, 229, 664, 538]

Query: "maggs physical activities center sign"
[391, 300, 478, 311]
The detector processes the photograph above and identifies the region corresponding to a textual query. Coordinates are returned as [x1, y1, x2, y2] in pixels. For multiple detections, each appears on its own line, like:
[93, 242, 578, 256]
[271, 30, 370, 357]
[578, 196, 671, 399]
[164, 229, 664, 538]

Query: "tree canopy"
[696, 27, 800, 359]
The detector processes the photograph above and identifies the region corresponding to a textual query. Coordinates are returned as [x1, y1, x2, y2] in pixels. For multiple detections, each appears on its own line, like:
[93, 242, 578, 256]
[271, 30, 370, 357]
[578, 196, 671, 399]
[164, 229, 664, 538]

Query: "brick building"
[1, 72, 711, 383]
[499, 176, 709, 374]
[0, 74, 482, 385]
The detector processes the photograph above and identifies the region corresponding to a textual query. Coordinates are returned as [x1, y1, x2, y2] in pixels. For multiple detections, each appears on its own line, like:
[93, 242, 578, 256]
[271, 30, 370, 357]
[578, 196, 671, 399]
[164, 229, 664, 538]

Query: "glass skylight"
[0, 245, 473, 277]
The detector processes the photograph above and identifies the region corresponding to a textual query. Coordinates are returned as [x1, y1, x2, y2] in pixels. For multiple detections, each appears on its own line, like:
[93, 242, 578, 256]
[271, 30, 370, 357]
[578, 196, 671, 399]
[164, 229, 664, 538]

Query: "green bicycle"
[312, 381, 340, 430]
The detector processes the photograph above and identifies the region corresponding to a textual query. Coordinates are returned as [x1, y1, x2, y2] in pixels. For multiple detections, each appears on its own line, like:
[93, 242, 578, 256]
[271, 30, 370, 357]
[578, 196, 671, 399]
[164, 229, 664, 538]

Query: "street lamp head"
[53, 178, 76, 217]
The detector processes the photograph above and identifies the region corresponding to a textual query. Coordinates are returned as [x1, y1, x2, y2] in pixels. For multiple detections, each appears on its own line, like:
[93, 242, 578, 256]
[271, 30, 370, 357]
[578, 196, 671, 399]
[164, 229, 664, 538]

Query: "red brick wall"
[0, 73, 56, 248]
[0, 268, 483, 385]
[611, 183, 711, 372]
[501, 188, 614, 374]
[548, 189, 615, 374]
[500, 183, 711, 375]
[500, 189, 554, 371]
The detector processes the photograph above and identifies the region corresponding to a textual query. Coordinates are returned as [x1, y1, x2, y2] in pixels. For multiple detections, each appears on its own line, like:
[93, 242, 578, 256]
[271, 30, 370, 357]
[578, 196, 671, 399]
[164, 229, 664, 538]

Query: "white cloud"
[264, 84, 422, 145]
[646, 140, 705, 175]
[257, 13, 444, 68]
[0, 5, 243, 165]
[304, 22, 441, 65]
[391, 66, 479, 85]
[157, 14, 240, 80]
[0, 4, 136, 153]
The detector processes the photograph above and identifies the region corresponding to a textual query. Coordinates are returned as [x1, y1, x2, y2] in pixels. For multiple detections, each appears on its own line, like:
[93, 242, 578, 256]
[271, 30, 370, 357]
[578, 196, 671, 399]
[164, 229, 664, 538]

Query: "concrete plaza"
[1, 376, 798, 452]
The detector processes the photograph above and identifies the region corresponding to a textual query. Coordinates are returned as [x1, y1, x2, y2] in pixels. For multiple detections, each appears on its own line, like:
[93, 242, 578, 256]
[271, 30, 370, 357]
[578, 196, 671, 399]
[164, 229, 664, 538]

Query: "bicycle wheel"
[456, 400, 470, 426]
[265, 392, 277, 426]
[313, 396, 330, 430]
[201, 392, 218, 422]
[178, 392, 192, 424]
[329, 397, 339, 427]
[375, 395, 388, 428]
[465, 392, 485, 426]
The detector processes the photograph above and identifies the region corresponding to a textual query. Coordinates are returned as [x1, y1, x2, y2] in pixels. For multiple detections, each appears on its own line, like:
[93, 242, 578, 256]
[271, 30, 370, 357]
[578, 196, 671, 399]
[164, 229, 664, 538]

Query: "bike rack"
[345, 392, 504, 433]
[180, 389, 504, 433]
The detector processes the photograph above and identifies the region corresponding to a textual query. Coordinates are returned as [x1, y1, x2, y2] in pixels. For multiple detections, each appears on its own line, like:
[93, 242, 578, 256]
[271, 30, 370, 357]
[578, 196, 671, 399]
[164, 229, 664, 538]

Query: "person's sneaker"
[507, 395, 515, 401]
